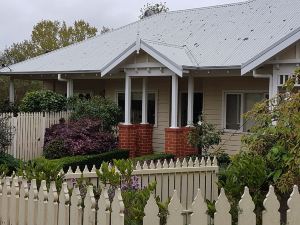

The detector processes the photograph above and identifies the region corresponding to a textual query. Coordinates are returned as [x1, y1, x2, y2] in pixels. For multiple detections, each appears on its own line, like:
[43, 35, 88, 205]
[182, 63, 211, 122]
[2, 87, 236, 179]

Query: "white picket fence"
[0, 112, 71, 160]
[1, 176, 300, 225]
[64, 157, 219, 209]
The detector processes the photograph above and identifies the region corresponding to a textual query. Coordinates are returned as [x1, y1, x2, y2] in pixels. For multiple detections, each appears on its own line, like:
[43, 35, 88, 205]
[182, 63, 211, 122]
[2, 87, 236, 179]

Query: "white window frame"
[116, 90, 158, 127]
[222, 90, 268, 133]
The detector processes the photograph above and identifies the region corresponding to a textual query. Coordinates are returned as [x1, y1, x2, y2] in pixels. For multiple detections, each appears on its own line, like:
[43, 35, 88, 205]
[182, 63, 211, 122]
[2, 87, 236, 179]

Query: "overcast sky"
[0, 0, 246, 51]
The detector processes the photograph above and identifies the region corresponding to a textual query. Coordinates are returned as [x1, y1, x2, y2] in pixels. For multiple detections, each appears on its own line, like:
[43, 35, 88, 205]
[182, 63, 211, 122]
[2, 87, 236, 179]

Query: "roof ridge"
[142, 39, 184, 48]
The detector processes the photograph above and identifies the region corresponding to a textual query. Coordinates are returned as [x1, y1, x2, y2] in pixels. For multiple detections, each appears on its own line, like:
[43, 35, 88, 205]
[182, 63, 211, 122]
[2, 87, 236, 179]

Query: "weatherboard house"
[1, 0, 300, 157]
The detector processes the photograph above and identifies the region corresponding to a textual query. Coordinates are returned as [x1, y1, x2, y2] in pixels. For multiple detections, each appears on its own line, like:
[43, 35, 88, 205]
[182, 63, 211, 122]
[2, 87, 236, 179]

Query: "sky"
[0, 0, 246, 51]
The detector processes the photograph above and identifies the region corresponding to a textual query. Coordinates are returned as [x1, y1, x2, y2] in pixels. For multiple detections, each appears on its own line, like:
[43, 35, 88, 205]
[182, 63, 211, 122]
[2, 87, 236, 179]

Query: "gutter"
[57, 74, 68, 82]
[252, 70, 273, 100]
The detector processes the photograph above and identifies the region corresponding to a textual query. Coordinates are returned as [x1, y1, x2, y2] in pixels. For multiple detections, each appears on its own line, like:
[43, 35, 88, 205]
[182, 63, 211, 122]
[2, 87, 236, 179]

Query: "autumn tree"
[139, 2, 169, 19]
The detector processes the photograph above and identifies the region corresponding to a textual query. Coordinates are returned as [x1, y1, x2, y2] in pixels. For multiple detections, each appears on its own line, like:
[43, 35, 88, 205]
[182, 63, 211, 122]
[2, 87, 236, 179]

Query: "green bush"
[43, 139, 68, 159]
[132, 153, 175, 164]
[0, 116, 13, 153]
[219, 152, 267, 223]
[0, 153, 20, 175]
[50, 149, 130, 172]
[69, 96, 121, 131]
[19, 90, 67, 112]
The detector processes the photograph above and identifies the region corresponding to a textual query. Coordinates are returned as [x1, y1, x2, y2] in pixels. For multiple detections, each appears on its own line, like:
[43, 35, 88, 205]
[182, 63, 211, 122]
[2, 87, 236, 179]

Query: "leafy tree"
[139, 2, 169, 19]
[0, 19, 98, 104]
[0, 116, 13, 153]
[242, 68, 300, 193]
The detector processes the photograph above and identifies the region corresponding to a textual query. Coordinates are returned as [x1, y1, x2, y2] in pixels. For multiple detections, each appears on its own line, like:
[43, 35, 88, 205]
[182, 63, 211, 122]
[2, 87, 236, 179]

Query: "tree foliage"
[242, 68, 300, 193]
[1, 20, 98, 65]
[139, 2, 169, 19]
[0, 116, 13, 154]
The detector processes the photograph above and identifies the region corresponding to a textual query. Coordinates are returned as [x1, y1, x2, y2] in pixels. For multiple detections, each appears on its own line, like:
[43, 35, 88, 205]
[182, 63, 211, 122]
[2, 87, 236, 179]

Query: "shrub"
[19, 90, 67, 112]
[132, 153, 175, 164]
[50, 149, 130, 172]
[69, 96, 121, 132]
[44, 118, 118, 159]
[188, 120, 222, 155]
[0, 116, 13, 153]
[0, 153, 20, 175]
[218, 152, 268, 223]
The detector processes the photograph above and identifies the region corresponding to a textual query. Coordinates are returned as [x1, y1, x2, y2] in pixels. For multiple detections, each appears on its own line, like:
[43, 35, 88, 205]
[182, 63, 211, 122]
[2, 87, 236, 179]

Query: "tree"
[0, 116, 13, 153]
[0, 20, 98, 106]
[139, 2, 169, 19]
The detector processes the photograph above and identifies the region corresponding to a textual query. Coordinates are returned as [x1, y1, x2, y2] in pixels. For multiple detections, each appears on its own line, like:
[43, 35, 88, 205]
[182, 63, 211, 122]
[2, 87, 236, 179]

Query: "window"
[180, 93, 203, 126]
[117, 92, 156, 125]
[225, 92, 267, 132]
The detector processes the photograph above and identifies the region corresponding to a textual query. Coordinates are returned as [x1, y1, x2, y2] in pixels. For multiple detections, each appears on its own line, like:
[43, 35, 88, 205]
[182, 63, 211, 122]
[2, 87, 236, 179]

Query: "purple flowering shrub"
[43, 118, 118, 159]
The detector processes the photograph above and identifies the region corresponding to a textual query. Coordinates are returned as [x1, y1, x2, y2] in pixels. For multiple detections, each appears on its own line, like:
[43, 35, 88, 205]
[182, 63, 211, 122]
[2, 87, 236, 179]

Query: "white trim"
[66, 79, 74, 98]
[241, 28, 300, 75]
[222, 90, 268, 132]
[124, 74, 131, 125]
[9, 78, 15, 103]
[141, 41, 183, 77]
[141, 77, 148, 124]
[171, 74, 179, 128]
[101, 42, 137, 76]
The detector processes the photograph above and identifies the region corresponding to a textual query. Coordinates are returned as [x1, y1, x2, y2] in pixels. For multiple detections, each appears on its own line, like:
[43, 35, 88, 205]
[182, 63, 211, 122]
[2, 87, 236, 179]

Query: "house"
[1, 0, 300, 157]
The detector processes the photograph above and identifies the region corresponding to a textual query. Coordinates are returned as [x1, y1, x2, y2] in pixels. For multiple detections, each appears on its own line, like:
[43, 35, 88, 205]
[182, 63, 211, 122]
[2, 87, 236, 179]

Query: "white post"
[141, 77, 148, 124]
[171, 74, 178, 128]
[187, 76, 194, 126]
[66, 80, 74, 98]
[124, 74, 131, 125]
[9, 78, 15, 103]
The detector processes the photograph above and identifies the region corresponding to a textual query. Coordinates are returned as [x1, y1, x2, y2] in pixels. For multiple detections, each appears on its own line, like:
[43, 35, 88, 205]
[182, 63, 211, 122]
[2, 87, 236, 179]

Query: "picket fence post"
[58, 182, 70, 225]
[214, 188, 231, 225]
[70, 186, 82, 225]
[111, 188, 125, 225]
[167, 190, 183, 225]
[262, 185, 280, 225]
[190, 189, 208, 225]
[143, 193, 160, 225]
[97, 187, 110, 225]
[287, 185, 300, 225]
[19, 179, 29, 225]
[28, 179, 38, 225]
[83, 185, 96, 225]
[238, 187, 256, 225]
[10, 177, 19, 225]
[48, 181, 59, 225]
[37, 180, 48, 225]
[2, 178, 11, 225]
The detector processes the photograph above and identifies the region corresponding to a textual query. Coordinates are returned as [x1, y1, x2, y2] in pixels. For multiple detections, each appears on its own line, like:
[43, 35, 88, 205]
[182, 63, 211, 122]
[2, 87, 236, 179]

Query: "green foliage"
[242, 68, 300, 193]
[43, 139, 68, 159]
[0, 116, 13, 153]
[17, 158, 63, 190]
[188, 121, 223, 155]
[219, 152, 267, 223]
[19, 90, 67, 112]
[0, 153, 20, 175]
[139, 2, 169, 19]
[69, 96, 121, 131]
[132, 153, 175, 164]
[1, 20, 97, 65]
[49, 149, 129, 172]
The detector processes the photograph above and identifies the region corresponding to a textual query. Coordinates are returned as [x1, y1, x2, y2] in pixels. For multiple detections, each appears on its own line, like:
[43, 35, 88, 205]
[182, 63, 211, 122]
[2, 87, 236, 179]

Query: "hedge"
[132, 153, 175, 164]
[50, 149, 130, 172]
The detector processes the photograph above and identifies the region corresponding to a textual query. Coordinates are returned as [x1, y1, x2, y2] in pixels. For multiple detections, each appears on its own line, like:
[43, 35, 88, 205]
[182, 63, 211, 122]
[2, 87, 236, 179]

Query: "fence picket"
[48, 182, 59, 225]
[83, 185, 96, 225]
[19, 179, 29, 225]
[9, 177, 19, 225]
[143, 193, 160, 225]
[262, 185, 280, 225]
[238, 187, 256, 225]
[287, 185, 300, 225]
[58, 182, 70, 225]
[70, 186, 82, 225]
[111, 188, 124, 225]
[167, 191, 183, 225]
[28, 179, 38, 225]
[214, 188, 231, 225]
[97, 187, 110, 225]
[190, 189, 208, 225]
[2, 178, 11, 225]
[37, 180, 48, 225]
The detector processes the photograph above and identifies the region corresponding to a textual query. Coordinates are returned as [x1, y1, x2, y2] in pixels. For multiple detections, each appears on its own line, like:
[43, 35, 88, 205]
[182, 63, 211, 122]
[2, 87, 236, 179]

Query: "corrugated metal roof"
[1, 0, 300, 75]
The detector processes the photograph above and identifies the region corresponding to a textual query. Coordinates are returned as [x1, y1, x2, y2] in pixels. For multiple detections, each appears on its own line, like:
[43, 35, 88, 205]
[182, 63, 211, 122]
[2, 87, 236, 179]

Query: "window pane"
[243, 93, 264, 132]
[117, 92, 156, 125]
[147, 93, 156, 124]
[181, 93, 203, 126]
[226, 94, 241, 130]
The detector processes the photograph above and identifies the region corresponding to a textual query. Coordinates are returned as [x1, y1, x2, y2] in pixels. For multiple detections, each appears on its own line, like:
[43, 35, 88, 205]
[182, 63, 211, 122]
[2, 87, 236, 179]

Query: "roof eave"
[241, 27, 300, 75]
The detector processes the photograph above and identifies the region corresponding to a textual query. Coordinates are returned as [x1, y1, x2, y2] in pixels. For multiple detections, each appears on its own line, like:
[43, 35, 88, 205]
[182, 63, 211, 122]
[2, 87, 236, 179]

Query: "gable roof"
[1, 0, 300, 76]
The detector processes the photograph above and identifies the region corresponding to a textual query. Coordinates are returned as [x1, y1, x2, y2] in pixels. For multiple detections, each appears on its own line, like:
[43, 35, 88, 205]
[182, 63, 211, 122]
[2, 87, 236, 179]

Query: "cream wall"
[202, 76, 269, 155]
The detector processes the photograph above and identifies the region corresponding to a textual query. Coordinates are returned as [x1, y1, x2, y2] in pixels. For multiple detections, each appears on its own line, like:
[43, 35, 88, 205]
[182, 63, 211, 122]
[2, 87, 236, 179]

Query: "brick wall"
[165, 127, 198, 157]
[118, 124, 153, 157]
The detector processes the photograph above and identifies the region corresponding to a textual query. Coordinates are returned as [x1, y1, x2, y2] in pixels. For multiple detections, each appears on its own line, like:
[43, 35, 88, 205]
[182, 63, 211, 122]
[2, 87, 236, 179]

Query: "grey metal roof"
[1, 0, 300, 75]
